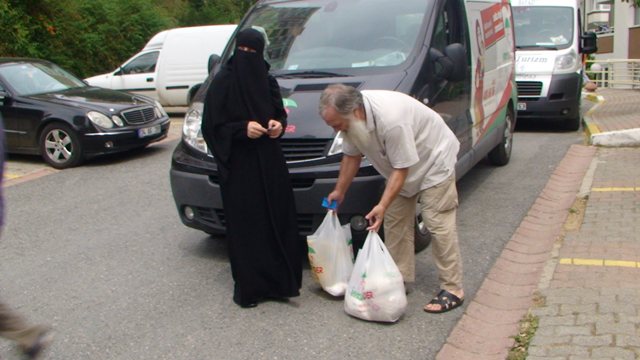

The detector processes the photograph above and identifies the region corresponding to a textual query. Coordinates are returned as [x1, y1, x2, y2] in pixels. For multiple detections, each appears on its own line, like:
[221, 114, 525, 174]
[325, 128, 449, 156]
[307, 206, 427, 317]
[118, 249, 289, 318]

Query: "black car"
[0, 58, 170, 168]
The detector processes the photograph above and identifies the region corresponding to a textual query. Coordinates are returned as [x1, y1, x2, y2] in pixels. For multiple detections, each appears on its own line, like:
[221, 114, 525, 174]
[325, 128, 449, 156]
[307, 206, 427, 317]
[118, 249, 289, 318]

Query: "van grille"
[281, 138, 330, 162]
[121, 106, 156, 124]
[516, 81, 543, 97]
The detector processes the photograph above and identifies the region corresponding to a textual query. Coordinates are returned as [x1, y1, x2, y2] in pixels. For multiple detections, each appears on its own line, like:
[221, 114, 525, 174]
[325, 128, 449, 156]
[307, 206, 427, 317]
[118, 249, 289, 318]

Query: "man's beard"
[345, 115, 370, 149]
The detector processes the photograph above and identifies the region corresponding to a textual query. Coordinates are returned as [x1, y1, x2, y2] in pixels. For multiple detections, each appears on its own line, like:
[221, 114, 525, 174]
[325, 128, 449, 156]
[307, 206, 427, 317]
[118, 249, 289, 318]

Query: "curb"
[436, 145, 597, 359]
[582, 91, 640, 147]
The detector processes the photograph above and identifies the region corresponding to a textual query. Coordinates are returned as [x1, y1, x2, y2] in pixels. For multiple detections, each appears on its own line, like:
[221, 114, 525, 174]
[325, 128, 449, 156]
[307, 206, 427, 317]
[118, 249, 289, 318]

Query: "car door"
[0, 83, 43, 152]
[109, 51, 159, 100]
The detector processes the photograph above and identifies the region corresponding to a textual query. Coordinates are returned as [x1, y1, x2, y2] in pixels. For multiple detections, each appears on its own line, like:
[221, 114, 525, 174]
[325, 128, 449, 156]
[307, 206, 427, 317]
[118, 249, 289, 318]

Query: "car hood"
[28, 87, 154, 113]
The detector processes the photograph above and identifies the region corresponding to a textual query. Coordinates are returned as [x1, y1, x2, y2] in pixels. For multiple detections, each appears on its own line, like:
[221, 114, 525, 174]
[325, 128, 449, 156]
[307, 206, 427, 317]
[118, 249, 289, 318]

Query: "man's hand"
[327, 190, 344, 210]
[247, 121, 268, 139]
[266, 119, 283, 138]
[365, 204, 385, 232]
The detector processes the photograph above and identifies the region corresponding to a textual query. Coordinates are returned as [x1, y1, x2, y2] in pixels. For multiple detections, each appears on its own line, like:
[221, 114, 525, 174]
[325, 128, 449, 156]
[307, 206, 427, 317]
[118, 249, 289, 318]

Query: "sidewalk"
[437, 89, 640, 359]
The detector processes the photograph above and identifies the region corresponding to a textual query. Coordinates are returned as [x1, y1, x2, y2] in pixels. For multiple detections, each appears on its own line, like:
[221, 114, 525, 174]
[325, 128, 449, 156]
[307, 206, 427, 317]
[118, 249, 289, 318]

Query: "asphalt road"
[0, 118, 584, 360]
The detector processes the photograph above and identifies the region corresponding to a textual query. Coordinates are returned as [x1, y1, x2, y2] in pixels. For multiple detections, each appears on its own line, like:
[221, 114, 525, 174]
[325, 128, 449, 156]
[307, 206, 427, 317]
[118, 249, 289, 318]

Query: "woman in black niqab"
[201, 28, 302, 308]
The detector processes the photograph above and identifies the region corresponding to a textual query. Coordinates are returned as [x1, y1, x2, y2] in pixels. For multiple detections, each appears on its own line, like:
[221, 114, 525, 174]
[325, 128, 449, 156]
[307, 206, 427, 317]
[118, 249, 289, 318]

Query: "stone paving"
[528, 148, 640, 360]
[438, 89, 640, 359]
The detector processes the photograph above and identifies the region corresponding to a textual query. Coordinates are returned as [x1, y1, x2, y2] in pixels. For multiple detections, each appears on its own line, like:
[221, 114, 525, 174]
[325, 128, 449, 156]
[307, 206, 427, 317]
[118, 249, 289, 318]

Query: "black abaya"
[201, 29, 302, 306]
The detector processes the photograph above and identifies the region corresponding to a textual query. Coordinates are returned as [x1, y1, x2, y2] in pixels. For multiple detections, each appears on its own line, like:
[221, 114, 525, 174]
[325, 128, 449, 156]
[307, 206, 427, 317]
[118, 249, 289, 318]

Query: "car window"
[122, 52, 159, 74]
[0, 62, 86, 96]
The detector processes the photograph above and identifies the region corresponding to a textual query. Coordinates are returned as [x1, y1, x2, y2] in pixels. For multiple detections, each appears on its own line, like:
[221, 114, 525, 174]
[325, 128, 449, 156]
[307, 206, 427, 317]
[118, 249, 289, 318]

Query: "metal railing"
[585, 59, 640, 89]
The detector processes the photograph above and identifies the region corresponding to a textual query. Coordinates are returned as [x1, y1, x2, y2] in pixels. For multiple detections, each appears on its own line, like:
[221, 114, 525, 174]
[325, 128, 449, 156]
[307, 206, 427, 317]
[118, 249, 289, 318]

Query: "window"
[122, 52, 159, 74]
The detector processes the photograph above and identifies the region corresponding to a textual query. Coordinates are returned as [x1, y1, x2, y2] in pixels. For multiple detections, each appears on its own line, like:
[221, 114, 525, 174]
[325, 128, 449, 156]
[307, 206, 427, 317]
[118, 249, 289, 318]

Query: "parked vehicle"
[85, 25, 237, 107]
[0, 58, 170, 169]
[511, 0, 597, 130]
[170, 0, 518, 251]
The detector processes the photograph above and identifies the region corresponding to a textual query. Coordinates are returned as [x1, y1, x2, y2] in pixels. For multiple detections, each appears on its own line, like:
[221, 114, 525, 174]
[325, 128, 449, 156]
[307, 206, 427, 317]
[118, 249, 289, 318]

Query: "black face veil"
[228, 28, 274, 127]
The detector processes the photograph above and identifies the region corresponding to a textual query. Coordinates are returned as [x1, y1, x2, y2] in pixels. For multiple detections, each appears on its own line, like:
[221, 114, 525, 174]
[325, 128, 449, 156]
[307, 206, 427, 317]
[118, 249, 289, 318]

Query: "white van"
[511, 0, 597, 130]
[85, 25, 237, 107]
[171, 0, 518, 251]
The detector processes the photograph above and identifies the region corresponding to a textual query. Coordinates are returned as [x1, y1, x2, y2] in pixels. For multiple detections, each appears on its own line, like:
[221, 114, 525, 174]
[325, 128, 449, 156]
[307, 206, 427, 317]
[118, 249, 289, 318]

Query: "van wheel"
[488, 107, 514, 166]
[564, 116, 581, 131]
[414, 212, 431, 252]
[39, 123, 84, 169]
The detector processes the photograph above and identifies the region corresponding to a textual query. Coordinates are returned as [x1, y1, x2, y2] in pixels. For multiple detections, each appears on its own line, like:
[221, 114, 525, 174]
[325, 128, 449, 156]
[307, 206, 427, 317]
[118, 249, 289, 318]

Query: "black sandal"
[423, 289, 464, 313]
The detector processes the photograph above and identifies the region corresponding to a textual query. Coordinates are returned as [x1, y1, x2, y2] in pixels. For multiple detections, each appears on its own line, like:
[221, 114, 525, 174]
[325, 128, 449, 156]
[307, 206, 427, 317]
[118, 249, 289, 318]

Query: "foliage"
[621, 0, 640, 7]
[0, 0, 254, 78]
[507, 312, 540, 360]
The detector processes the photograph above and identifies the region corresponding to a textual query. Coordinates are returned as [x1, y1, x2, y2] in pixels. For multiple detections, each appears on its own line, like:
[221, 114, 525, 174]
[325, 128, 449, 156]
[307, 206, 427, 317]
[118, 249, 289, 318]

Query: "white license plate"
[138, 125, 161, 138]
[517, 102, 527, 111]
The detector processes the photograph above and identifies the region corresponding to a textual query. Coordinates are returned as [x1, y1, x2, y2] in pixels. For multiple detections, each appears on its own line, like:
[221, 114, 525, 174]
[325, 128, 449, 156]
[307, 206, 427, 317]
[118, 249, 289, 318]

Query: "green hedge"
[0, 0, 252, 78]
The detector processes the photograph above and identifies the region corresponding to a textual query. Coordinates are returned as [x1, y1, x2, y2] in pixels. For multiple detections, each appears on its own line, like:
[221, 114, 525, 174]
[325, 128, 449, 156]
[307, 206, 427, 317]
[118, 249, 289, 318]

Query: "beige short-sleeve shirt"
[342, 90, 460, 197]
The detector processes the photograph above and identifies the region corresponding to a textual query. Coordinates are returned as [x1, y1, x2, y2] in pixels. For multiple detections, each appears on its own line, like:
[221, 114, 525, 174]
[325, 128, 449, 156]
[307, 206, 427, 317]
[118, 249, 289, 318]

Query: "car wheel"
[39, 123, 83, 169]
[488, 106, 514, 166]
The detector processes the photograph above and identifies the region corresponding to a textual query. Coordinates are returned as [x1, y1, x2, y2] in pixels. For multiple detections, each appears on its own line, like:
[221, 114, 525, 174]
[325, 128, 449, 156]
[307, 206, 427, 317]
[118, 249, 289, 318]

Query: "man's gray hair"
[318, 84, 364, 115]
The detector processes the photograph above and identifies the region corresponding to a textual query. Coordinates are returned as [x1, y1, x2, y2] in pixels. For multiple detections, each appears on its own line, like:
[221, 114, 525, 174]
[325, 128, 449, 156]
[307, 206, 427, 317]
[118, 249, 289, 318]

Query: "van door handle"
[146, 77, 153, 82]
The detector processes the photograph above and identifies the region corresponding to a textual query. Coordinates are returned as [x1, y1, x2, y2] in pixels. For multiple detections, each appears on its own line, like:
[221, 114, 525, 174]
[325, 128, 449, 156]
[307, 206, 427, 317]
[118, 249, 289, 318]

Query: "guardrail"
[585, 59, 640, 89]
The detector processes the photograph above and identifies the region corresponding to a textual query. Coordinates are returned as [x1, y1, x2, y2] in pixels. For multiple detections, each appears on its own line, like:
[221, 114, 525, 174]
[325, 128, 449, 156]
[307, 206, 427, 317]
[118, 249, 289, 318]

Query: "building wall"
[597, 34, 615, 53]
[629, 26, 640, 58]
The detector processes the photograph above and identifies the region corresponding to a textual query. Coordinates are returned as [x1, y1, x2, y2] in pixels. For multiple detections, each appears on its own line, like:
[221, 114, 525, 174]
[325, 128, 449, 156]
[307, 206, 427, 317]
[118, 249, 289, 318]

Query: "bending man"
[320, 84, 464, 313]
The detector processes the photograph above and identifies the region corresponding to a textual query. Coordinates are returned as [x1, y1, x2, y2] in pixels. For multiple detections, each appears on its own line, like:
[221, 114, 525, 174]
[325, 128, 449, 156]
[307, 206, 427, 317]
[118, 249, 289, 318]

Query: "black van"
[170, 0, 518, 250]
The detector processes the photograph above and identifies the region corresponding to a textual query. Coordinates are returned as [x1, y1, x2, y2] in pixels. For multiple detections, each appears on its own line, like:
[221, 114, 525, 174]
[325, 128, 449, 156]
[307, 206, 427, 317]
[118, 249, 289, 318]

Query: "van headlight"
[553, 51, 578, 74]
[87, 111, 114, 129]
[182, 102, 208, 154]
[327, 131, 344, 156]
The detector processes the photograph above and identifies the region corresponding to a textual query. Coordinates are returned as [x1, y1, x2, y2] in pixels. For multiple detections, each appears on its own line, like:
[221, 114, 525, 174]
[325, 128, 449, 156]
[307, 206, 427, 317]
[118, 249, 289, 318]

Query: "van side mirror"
[429, 43, 467, 82]
[208, 54, 221, 74]
[443, 43, 467, 82]
[429, 48, 453, 80]
[114, 67, 124, 76]
[581, 31, 598, 54]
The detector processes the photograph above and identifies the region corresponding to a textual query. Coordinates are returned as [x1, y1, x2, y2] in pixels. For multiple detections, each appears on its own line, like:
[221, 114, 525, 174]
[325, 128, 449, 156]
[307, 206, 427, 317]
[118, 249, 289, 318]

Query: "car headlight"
[553, 51, 578, 74]
[327, 131, 344, 156]
[87, 111, 114, 129]
[182, 102, 208, 154]
[154, 101, 168, 118]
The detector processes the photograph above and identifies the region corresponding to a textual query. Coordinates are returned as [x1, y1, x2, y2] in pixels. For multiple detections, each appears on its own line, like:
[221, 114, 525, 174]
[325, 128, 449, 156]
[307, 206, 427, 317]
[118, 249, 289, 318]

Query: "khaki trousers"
[0, 300, 46, 349]
[383, 173, 463, 292]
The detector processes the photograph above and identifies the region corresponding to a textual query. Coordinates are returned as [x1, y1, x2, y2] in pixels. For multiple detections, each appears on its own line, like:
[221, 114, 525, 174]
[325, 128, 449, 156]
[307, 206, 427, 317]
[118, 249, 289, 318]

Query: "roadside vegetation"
[0, 0, 253, 78]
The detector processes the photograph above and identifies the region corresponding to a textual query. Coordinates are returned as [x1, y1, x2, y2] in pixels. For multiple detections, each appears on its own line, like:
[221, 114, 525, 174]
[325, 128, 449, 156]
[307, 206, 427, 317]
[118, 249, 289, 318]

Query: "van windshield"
[512, 6, 574, 50]
[234, 0, 430, 74]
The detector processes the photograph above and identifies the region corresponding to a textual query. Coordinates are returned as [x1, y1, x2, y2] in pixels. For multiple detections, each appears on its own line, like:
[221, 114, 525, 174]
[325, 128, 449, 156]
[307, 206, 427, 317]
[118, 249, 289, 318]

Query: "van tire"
[361, 214, 431, 254]
[414, 212, 431, 252]
[564, 116, 580, 131]
[488, 106, 514, 166]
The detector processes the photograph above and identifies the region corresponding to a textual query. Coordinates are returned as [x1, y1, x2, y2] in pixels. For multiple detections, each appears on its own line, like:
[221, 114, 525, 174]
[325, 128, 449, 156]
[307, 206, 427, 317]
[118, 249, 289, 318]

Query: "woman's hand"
[247, 121, 268, 139]
[266, 119, 283, 138]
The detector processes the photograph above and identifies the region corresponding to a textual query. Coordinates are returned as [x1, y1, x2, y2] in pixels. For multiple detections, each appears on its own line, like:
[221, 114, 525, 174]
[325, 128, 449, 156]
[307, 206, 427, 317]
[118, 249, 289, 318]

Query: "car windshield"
[512, 6, 574, 50]
[0, 62, 86, 96]
[231, 0, 430, 74]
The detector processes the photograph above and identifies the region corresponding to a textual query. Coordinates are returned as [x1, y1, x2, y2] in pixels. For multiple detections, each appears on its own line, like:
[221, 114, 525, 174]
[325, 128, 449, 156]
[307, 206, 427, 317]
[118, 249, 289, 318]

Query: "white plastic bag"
[344, 231, 407, 322]
[306, 211, 354, 296]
